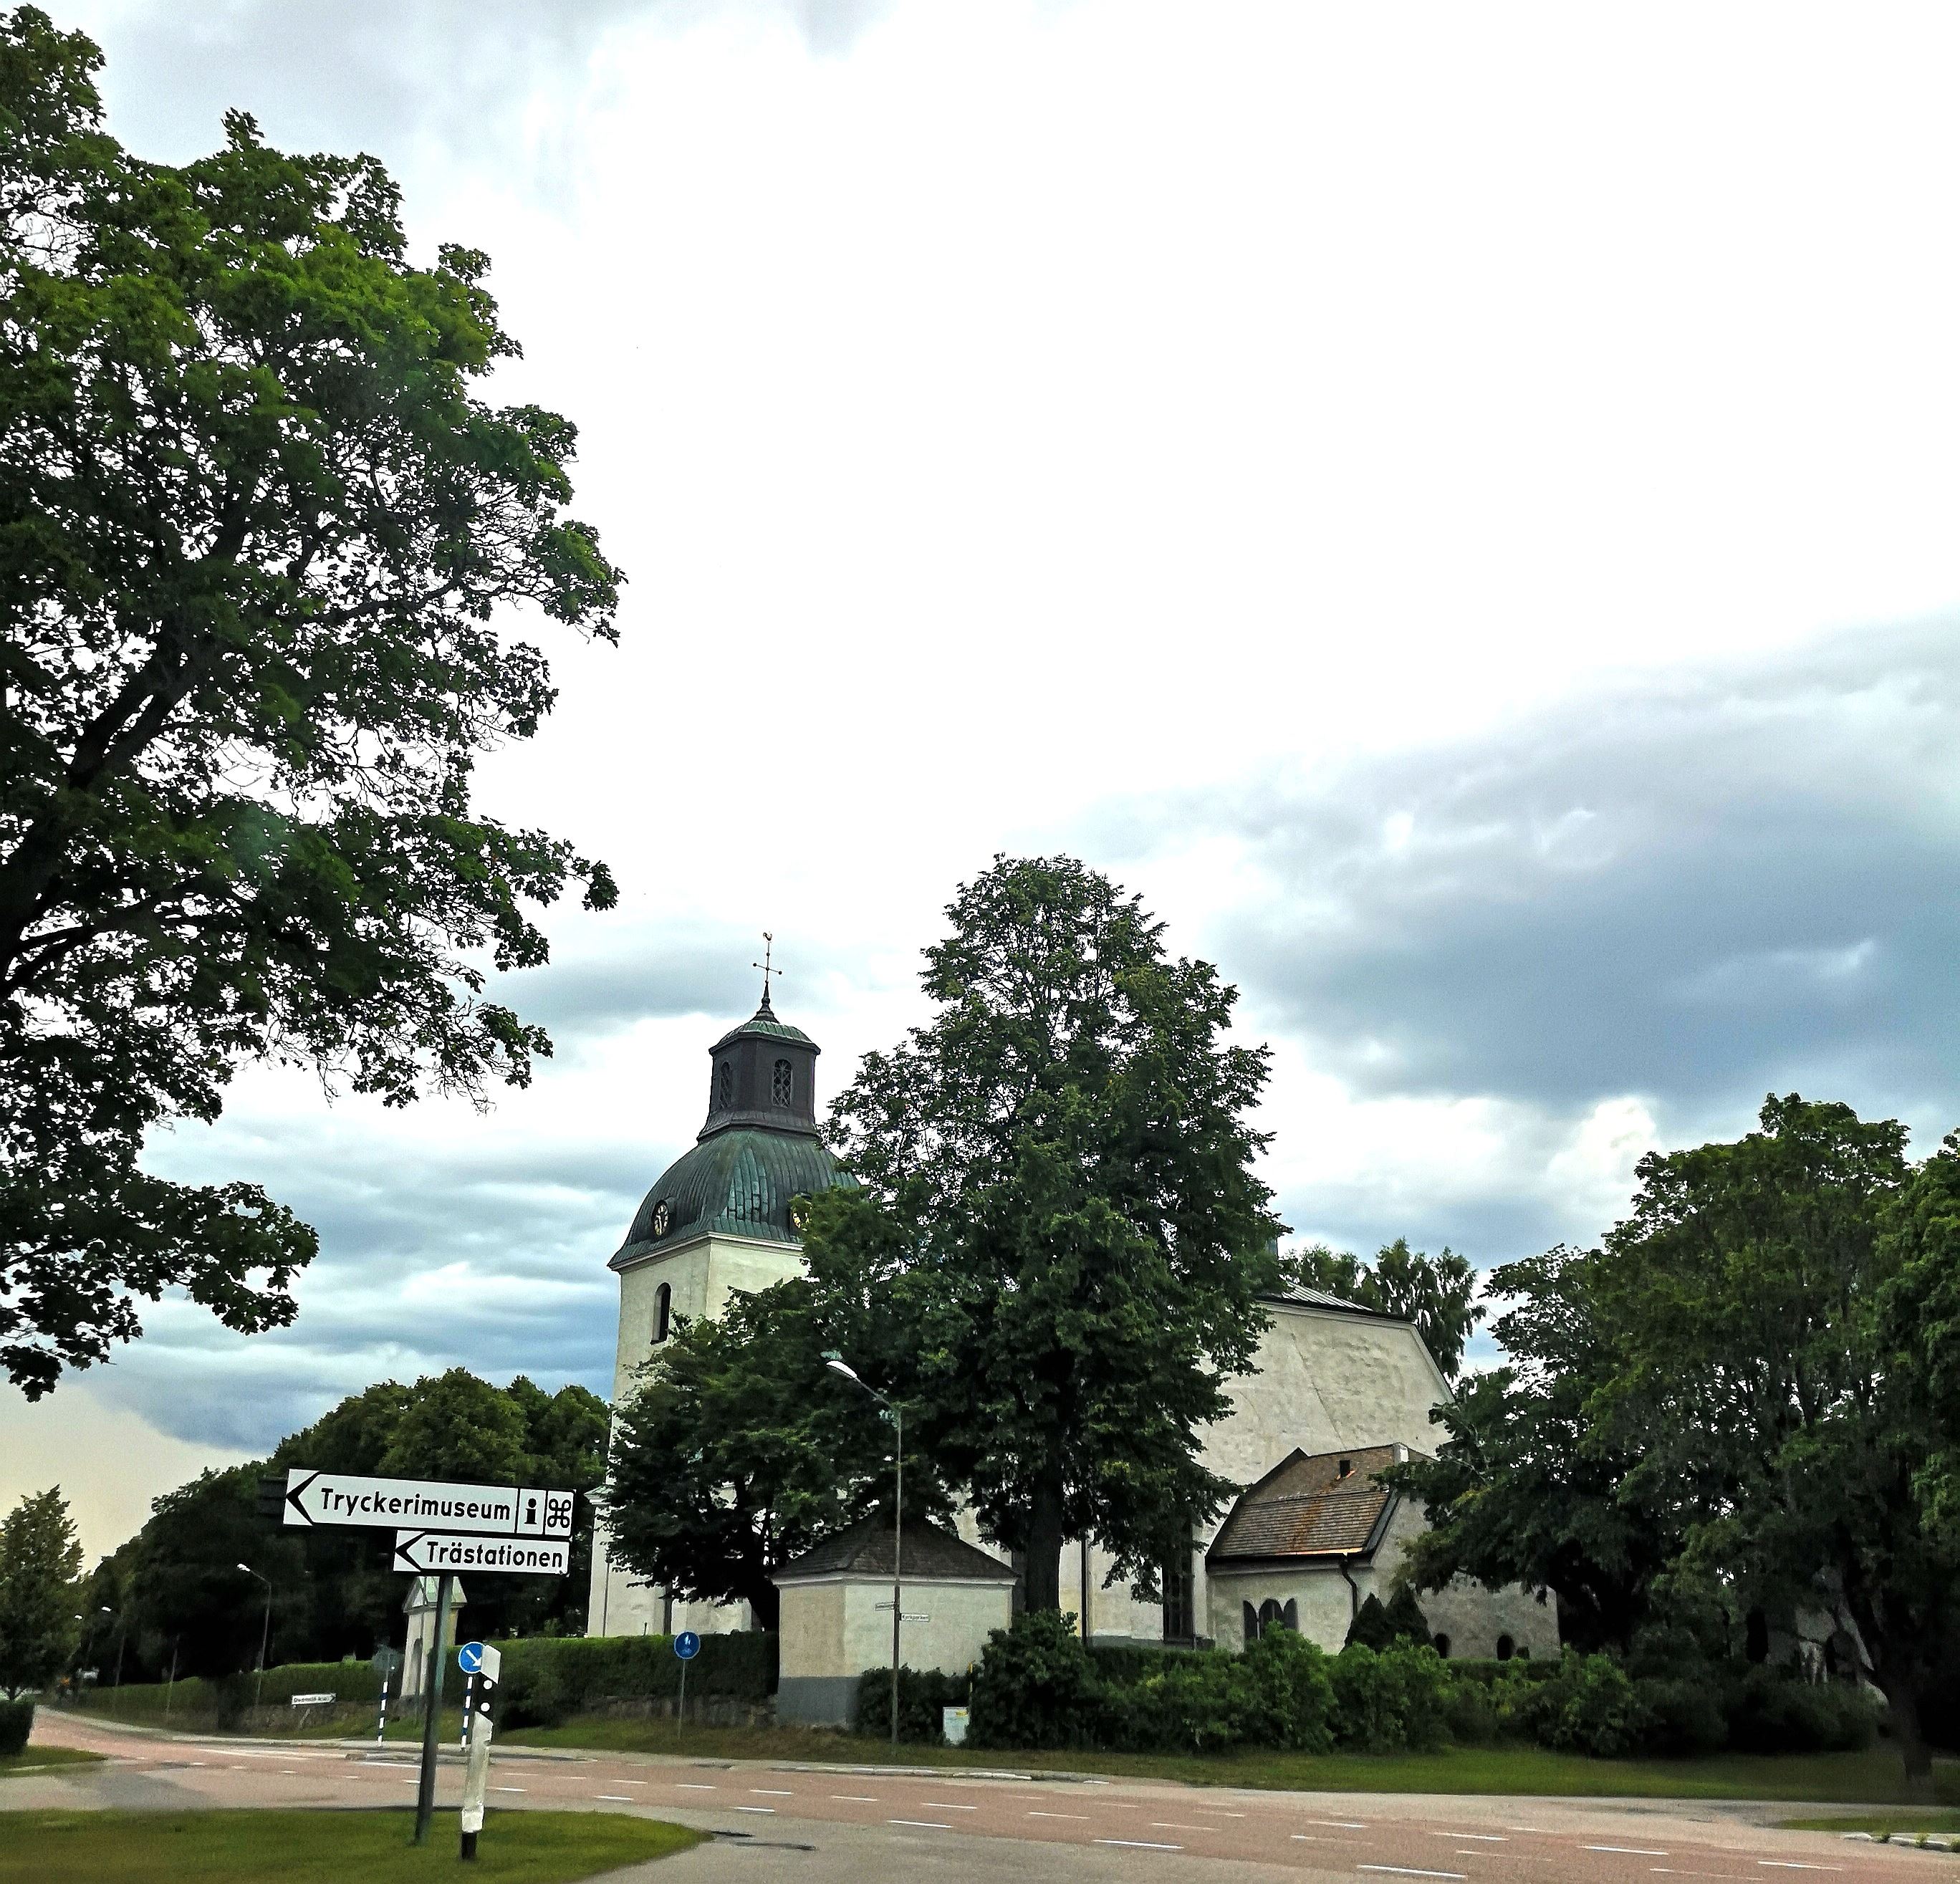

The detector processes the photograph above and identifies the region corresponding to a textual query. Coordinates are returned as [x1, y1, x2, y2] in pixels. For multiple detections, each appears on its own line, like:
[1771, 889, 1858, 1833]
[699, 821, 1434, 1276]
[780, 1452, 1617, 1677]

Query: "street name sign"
[392, 1531, 570, 1577]
[277, 1470, 573, 1540]
[289, 1692, 335, 1707]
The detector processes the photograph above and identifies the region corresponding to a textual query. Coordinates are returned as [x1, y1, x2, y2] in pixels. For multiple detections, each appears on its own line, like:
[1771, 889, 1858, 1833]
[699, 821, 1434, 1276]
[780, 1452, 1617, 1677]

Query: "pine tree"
[0, 1486, 82, 1698]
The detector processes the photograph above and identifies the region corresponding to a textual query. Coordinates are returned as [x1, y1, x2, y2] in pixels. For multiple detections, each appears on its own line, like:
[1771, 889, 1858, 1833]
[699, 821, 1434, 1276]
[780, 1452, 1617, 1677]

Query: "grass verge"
[0, 1746, 104, 1776]
[502, 1716, 1960, 1805]
[1779, 1811, 1960, 1837]
[0, 1808, 703, 1882]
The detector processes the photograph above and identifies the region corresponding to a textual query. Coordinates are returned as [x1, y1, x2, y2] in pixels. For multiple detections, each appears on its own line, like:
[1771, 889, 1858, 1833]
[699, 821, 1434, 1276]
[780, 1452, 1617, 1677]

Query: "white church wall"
[1207, 1567, 1359, 1650]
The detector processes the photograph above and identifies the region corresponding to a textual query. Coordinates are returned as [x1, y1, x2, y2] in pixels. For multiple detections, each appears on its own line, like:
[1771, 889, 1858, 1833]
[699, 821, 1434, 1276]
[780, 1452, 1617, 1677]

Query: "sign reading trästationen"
[392, 1532, 571, 1577]
[277, 1470, 573, 1540]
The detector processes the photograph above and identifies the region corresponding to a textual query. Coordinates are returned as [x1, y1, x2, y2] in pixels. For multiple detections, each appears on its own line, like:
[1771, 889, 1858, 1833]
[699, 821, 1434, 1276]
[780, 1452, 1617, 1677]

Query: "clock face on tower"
[650, 1200, 672, 1239]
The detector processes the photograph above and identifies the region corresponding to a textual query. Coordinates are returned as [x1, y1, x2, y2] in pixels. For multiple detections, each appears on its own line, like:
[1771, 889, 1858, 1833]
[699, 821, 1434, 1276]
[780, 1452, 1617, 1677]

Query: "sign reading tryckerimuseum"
[391, 1532, 571, 1577]
[275, 1470, 574, 1541]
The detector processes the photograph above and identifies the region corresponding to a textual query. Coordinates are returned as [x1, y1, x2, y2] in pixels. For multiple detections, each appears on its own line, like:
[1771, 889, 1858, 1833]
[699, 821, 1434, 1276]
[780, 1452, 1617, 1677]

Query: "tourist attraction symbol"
[275, 1469, 574, 1540]
[673, 1630, 701, 1660]
[393, 1532, 570, 1577]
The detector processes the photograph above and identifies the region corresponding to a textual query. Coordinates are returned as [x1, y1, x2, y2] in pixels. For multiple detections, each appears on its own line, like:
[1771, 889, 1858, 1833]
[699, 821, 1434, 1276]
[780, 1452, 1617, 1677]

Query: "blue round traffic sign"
[673, 1630, 701, 1661]
[458, 1640, 487, 1675]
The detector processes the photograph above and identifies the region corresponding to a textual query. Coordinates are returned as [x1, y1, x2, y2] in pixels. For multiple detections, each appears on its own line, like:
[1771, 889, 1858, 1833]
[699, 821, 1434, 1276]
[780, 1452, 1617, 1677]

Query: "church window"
[653, 1283, 671, 1345]
[1255, 1597, 1295, 1637]
[1495, 1633, 1516, 1661]
[772, 1058, 793, 1105]
[1161, 1554, 1193, 1642]
[716, 1060, 733, 1109]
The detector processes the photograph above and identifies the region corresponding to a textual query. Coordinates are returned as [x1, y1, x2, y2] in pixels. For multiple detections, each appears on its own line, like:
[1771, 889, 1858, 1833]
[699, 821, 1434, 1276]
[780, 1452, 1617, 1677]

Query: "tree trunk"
[746, 1576, 781, 1633]
[1023, 1459, 1067, 1613]
[1875, 1672, 1936, 1805]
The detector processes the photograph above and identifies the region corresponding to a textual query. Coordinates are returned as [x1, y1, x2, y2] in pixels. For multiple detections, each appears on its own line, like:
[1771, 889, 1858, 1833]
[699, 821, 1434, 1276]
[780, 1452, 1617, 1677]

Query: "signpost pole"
[457, 1642, 499, 1862]
[412, 1572, 453, 1846]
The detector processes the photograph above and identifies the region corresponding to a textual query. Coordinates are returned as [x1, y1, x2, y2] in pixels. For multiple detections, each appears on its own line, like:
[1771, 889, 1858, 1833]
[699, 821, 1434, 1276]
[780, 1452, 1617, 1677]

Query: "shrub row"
[494, 1632, 777, 1729]
[964, 1613, 1881, 1759]
[852, 1666, 971, 1742]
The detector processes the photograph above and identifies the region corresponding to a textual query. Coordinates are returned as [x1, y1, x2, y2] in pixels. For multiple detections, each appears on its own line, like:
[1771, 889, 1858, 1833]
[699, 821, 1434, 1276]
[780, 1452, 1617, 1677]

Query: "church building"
[587, 991, 1557, 1661]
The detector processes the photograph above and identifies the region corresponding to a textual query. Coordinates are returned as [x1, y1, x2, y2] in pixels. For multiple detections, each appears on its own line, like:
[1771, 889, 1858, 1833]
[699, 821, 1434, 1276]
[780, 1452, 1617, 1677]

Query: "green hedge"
[494, 1633, 776, 1729]
[0, 1701, 32, 1756]
[852, 1666, 970, 1743]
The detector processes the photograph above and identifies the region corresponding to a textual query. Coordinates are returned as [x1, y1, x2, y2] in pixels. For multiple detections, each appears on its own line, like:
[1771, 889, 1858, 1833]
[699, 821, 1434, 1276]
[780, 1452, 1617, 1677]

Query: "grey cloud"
[1121, 624, 1960, 1134]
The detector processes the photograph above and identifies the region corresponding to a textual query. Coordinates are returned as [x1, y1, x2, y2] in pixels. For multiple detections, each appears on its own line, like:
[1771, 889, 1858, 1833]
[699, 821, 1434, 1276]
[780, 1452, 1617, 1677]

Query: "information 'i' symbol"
[525, 1494, 539, 1528]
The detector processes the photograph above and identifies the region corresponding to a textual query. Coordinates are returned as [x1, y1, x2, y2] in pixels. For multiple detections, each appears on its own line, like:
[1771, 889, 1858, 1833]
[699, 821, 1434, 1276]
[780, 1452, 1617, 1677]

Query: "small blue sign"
[458, 1640, 487, 1675]
[673, 1630, 701, 1661]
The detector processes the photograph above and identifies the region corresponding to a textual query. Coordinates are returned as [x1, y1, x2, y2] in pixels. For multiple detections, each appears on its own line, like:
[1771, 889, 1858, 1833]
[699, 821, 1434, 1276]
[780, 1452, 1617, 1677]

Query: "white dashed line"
[1757, 1867, 1843, 1873]
[1153, 1822, 1210, 1832]
[1029, 1811, 1088, 1820]
[1194, 1809, 1248, 1818]
[596, 1794, 635, 1802]
[492, 1787, 525, 1793]
[1442, 1835, 1508, 1843]
[751, 1788, 794, 1796]
[676, 1783, 717, 1790]
[831, 1795, 878, 1803]
[1319, 1821, 1370, 1830]
[1359, 1868, 1467, 1880]
[890, 1819, 953, 1830]
[1097, 1840, 1183, 1852]
[1652, 1870, 1751, 1880]
[1588, 1847, 1669, 1857]
[734, 1805, 775, 1815]
[923, 1802, 978, 1811]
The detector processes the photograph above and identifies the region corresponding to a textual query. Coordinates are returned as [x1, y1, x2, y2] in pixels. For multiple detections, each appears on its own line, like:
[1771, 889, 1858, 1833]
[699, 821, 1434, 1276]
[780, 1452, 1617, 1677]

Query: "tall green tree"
[1292, 1236, 1483, 1381]
[1587, 1095, 1951, 1797]
[602, 1274, 928, 1631]
[822, 855, 1281, 1613]
[0, 1484, 82, 1696]
[1390, 1244, 1678, 1652]
[0, 6, 621, 1396]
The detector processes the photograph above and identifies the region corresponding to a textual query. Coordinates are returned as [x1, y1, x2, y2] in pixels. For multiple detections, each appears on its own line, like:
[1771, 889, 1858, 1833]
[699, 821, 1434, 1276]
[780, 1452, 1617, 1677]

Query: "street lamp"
[237, 1564, 272, 1712]
[100, 1606, 126, 1689]
[826, 1358, 903, 1749]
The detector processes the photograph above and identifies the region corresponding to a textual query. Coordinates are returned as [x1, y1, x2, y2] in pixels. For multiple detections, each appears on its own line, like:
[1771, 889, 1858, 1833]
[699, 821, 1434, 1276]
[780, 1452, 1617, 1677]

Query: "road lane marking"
[734, 1805, 775, 1815]
[1193, 1809, 1247, 1818]
[751, 1788, 794, 1795]
[1029, 1811, 1088, 1820]
[596, 1794, 635, 1802]
[1153, 1822, 1210, 1831]
[890, 1820, 953, 1830]
[676, 1783, 717, 1790]
[832, 1795, 878, 1803]
[1652, 1870, 1751, 1879]
[1295, 1835, 1369, 1845]
[1358, 1869, 1466, 1880]
[493, 1787, 525, 1793]
[1587, 1847, 1669, 1857]
[1098, 1840, 1183, 1851]
[1757, 1867, 1842, 1873]
[1441, 1835, 1508, 1842]
[1319, 1820, 1370, 1829]
[923, 1802, 979, 1811]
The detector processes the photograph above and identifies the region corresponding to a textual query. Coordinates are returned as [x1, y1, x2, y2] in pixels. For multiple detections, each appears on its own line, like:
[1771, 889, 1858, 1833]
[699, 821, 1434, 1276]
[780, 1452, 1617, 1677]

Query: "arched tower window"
[772, 1058, 793, 1105]
[716, 1060, 733, 1109]
[653, 1282, 671, 1345]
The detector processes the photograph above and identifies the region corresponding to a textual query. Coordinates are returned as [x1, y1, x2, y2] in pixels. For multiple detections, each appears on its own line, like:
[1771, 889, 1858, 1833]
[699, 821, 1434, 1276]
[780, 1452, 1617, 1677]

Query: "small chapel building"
[587, 992, 1557, 1660]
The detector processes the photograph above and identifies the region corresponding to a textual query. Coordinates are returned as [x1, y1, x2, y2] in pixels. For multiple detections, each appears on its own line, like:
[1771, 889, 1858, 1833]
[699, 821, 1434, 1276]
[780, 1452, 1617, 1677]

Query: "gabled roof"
[1206, 1445, 1411, 1567]
[772, 1514, 1017, 1585]
[1259, 1284, 1403, 1320]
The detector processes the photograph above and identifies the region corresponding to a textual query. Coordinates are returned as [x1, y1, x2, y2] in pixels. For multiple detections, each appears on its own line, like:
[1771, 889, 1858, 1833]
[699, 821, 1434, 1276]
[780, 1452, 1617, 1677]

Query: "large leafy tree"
[0, 8, 621, 1395]
[0, 1484, 82, 1695]
[821, 855, 1281, 1613]
[1586, 1096, 1949, 1796]
[602, 1274, 928, 1631]
[1390, 1246, 1678, 1652]
[1292, 1236, 1484, 1381]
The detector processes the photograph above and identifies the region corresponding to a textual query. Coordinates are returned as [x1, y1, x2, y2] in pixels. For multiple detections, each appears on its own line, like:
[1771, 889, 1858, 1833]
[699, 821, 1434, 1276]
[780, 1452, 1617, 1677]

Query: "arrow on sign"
[279, 1469, 573, 1539]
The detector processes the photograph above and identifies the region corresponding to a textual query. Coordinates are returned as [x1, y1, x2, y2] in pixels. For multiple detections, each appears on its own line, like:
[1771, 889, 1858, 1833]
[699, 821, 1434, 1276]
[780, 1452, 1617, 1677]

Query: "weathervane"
[754, 932, 782, 1006]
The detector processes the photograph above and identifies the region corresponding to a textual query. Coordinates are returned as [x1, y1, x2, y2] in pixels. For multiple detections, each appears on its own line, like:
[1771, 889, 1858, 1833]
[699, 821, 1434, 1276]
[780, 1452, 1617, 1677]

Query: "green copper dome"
[611, 994, 852, 1267]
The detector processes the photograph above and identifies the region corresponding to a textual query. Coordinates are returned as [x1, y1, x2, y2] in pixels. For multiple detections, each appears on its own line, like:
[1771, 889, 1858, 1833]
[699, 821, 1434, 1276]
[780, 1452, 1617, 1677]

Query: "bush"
[1236, 1628, 1337, 1752]
[495, 1631, 777, 1729]
[968, 1611, 1098, 1751]
[1441, 1678, 1500, 1746]
[1724, 1668, 1877, 1754]
[1329, 1643, 1452, 1751]
[0, 1701, 32, 1756]
[1100, 1651, 1248, 1754]
[1635, 1677, 1727, 1756]
[1539, 1654, 1652, 1759]
[852, 1666, 969, 1744]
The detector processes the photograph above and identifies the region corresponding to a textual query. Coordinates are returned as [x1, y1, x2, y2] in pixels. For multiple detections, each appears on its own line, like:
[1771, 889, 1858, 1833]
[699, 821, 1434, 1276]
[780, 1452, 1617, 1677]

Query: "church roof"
[711, 996, 815, 1052]
[1262, 1285, 1401, 1319]
[1207, 1446, 1408, 1567]
[772, 1514, 1017, 1585]
[612, 1127, 849, 1264]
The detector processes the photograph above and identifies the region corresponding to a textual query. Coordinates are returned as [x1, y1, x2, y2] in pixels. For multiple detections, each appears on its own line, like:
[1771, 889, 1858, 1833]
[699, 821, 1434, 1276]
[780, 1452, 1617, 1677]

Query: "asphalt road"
[3, 1711, 1941, 1884]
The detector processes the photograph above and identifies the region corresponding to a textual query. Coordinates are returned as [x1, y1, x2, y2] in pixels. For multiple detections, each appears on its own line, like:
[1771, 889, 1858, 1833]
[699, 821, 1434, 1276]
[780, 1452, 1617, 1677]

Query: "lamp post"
[826, 1358, 902, 1749]
[237, 1564, 272, 1712]
[100, 1605, 126, 1688]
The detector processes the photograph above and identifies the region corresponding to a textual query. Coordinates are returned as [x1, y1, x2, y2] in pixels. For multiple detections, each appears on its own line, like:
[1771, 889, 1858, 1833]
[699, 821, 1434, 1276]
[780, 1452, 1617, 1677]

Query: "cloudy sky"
[6, 0, 1958, 1559]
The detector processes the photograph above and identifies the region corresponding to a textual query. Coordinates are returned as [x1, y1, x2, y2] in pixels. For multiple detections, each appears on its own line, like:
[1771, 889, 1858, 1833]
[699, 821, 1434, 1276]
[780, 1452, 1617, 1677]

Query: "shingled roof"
[1206, 1446, 1410, 1567]
[1259, 1285, 1403, 1319]
[772, 1514, 1017, 1585]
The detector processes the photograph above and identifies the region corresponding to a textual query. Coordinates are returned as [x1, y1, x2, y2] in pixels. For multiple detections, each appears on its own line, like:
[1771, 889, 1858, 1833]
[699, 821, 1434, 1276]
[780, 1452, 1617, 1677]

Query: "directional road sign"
[458, 1641, 502, 1682]
[391, 1532, 570, 1577]
[277, 1470, 573, 1539]
[673, 1630, 701, 1660]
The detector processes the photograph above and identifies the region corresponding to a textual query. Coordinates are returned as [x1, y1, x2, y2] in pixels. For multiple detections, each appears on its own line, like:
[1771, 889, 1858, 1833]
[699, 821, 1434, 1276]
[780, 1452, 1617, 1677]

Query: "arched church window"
[1257, 1597, 1294, 1635]
[1432, 1632, 1451, 1659]
[1495, 1633, 1516, 1661]
[772, 1058, 793, 1105]
[653, 1282, 671, 1345]
[716, 1060, 733, 1109]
